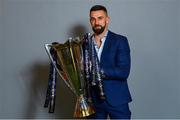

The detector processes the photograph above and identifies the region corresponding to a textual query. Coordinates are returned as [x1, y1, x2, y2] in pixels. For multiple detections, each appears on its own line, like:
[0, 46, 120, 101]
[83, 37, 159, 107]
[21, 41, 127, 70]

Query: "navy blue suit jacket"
[91, 31, 132, 107]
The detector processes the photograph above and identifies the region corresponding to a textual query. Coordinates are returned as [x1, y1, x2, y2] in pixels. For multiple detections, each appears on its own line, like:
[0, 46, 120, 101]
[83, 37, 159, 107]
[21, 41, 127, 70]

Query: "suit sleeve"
[102, 36, 131, 80]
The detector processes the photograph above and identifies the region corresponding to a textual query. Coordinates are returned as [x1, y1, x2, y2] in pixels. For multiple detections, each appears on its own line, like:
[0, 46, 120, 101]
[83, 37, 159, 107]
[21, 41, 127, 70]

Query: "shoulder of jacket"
[108, 31, 127, 40]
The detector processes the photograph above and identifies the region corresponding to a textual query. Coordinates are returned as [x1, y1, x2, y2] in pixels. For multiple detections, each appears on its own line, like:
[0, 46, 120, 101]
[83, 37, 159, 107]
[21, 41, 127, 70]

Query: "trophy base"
[73, 94, 95, 118]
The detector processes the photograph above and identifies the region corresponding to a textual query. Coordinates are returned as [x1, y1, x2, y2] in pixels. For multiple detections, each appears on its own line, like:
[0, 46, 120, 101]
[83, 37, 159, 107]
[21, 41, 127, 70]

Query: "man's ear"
[106, 16, 110, 24]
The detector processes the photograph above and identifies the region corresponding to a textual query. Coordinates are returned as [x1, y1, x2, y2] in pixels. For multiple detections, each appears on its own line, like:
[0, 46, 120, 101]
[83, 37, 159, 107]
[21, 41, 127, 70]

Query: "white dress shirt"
[92, 31, 108, 61]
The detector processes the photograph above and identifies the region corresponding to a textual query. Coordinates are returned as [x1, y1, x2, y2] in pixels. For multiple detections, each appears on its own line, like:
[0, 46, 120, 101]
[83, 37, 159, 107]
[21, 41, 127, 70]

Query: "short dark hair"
[90, 5, 108, 14]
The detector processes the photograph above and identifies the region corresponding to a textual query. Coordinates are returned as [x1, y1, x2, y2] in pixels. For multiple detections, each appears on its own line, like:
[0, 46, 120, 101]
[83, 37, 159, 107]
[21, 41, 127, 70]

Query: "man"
[88, 5, 132, 119]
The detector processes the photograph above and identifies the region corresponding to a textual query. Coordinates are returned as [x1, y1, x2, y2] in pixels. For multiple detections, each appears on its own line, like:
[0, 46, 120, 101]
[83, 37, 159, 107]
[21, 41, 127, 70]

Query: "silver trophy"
[44, 35, 95, 118]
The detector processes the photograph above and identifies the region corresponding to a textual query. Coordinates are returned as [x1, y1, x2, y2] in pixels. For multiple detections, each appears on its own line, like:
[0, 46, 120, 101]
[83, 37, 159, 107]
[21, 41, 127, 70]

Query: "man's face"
[90, 10, 109, 35]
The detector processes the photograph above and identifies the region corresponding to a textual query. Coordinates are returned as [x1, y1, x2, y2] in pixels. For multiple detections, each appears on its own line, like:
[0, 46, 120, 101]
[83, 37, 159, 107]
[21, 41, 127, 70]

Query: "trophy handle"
[44, 44, 76, 95]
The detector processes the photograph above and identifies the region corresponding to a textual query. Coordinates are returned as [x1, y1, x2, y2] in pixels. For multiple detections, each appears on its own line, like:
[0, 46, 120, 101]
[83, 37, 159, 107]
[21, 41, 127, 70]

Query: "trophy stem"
[73, 94, 95, 118]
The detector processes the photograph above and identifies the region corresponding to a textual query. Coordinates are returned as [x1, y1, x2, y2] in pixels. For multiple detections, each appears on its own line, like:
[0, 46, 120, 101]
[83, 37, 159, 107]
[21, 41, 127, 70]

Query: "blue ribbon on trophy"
[83, 33, 105, 100]
[44, 42, 58, 113]
[82, 33, 92, 103]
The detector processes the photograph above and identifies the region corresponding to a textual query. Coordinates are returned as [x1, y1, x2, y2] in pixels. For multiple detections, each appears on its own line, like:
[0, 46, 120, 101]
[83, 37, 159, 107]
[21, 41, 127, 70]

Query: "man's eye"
[98, 17, 103, 20]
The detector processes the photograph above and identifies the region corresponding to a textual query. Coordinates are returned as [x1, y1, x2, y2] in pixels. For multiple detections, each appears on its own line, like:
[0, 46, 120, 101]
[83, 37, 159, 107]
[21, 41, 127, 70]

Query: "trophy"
[44, 35, 96, 118]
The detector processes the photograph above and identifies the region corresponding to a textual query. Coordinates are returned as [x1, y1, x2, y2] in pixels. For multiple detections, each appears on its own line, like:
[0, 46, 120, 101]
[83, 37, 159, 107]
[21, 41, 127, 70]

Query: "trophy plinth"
[74, 94, 95, 118]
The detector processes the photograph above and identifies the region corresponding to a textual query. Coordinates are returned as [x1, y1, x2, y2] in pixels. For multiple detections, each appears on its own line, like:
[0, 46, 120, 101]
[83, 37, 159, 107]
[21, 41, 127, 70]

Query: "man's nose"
[94, 19, 99, 25]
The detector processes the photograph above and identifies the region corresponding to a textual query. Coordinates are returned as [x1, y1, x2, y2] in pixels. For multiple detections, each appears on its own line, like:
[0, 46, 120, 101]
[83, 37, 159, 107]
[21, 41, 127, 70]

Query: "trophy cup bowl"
[44, 38, 95, 118]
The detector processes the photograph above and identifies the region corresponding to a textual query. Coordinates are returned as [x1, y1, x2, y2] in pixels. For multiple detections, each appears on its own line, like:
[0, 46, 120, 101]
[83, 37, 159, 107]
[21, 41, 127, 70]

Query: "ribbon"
[44, 47, 57, 113]
[83, 33, 105, 100]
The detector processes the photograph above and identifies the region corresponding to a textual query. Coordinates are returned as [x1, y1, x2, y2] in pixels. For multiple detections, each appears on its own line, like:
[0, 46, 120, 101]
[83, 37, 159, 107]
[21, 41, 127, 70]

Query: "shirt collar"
[92, 30, 108, 43]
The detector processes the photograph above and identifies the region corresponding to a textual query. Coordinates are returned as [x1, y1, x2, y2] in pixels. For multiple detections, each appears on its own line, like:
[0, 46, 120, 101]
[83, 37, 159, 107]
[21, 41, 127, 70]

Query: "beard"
[92, 24, 106, 35]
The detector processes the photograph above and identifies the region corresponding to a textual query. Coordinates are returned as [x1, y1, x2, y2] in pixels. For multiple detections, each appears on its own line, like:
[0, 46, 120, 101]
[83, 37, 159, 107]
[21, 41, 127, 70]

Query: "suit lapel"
[100, 31, 113, 66]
